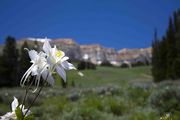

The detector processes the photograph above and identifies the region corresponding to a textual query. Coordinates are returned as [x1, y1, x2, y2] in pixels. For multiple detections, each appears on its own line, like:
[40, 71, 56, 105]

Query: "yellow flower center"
[56, 50, 64, 58]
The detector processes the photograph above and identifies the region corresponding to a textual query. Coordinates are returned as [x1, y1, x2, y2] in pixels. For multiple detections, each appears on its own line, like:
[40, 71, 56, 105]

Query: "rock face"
[117, 48, 152, 65]
[80, 45, 118, 65]
[0, 37, 152, 66]
[104, 48, 118, 64]
[80, 44, 105, 64]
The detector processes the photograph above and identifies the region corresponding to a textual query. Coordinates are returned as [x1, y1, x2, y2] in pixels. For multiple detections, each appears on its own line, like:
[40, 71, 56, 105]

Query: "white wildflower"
[0, 97, 30, 120]
[20, 49, 54, 91]
[43, 40, 76, 82]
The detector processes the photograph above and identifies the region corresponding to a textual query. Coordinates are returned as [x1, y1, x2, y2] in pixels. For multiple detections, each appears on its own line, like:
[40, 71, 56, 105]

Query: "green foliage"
[172, 111, 180, 120]
[0, 36, 19, 86]
[0, 66, 163, 120]
[149, 85, 180, 114]
[132, 61, 146, 67]
[151, 18, 165, 82]
[108, 98, 123, 116]
[166, 18, 177, 79]
[15, 106, 34, 120]
[152, 9, 180, 82]
[83, 96, 104, 111]
[101, 61, 113, 67]
[15, 106, 23, 120]
[173, 55, 180, 78]
[77, 61, 96, 70]
[127, 86, 152, 106]
[24, 114, 34, 120]
[120, 63, 130, 68]
[159, 112, 180, 120]
[129, 108, 159, 120]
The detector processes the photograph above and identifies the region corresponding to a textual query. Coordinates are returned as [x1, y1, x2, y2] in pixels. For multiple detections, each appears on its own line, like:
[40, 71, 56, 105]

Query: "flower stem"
[21, 78, 34, 109]
[21, 77, 35, 118]
[25, 84, 44, 116]
[22, 73, 49, 119]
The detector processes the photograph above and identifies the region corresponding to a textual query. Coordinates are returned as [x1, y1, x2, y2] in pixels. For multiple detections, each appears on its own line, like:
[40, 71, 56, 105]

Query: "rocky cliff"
[0, 38, 152, 66]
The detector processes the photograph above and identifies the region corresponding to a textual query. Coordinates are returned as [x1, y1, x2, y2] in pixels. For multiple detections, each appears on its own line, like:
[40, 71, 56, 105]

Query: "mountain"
[80, 44, 117, 65]
[117, 48, 152, 65]
[0, 38, 152, 66]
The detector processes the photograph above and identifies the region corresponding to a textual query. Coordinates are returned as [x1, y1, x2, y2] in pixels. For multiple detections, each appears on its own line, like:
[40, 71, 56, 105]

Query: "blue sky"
[0, 0, 179, 49]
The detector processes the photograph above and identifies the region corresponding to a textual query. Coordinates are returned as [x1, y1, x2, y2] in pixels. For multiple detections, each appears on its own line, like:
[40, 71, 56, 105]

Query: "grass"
[62, 66, 152, 88]
[0, 66, 180, 120]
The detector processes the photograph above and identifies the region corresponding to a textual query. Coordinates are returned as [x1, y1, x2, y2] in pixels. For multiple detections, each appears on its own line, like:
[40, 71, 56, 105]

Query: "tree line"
[0, 36, 40, 86]
[152, 9, 180, 82]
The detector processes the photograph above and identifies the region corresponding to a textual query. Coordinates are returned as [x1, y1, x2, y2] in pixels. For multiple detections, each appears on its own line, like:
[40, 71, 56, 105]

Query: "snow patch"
[27, 37, 51, 42]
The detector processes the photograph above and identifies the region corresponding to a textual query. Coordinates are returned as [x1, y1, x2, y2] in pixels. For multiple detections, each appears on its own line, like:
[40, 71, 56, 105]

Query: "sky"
[0, 0, 180, 50]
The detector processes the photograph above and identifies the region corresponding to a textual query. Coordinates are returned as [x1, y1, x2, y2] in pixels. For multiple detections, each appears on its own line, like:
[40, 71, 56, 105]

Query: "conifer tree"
[1, 36, 18, 86]
[173, 9, 180, 78]
[152, 29, 161, 81]
[166, 17, 176, 79]
[152, 10, 180, 82]
[158, 37, 167, 80]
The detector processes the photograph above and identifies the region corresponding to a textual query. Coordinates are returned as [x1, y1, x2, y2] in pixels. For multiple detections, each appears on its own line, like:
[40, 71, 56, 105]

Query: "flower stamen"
[56, 50, 64, 58]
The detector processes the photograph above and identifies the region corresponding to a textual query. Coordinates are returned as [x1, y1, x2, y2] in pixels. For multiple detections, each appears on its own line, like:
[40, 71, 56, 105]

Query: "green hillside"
[0, 66, 180, 120]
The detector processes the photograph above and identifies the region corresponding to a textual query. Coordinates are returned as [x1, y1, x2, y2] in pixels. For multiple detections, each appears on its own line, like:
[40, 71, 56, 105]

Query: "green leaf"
[15, 106, 23, 120]
[24, 114, 34, 120]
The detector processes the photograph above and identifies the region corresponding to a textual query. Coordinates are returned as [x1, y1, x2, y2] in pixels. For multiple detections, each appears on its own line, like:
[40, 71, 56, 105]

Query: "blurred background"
[0, 0, 180, 119]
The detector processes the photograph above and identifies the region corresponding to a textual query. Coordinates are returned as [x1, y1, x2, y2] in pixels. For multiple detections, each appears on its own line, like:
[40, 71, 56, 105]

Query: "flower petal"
[11, 97, 18, 111]
[42, 71, 55, 86]
[28, 50, 38, 62]
[56, 66, 66, 82]
[19, 104, 31, 116]
[51, 46, 57, 57]
[61, 56, 69, 62]
[0, 112, 15, 120]
[23, 109, 31, 116]
[31, 65, 38, 76]
[47, 75, 55, 86]
[19, 105, 24, 111]
[62, 61, 76, 70]
[43, 40, 51, 54]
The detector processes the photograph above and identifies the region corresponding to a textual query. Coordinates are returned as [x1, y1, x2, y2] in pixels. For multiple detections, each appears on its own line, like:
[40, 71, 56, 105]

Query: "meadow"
[0, 66, 180, 120]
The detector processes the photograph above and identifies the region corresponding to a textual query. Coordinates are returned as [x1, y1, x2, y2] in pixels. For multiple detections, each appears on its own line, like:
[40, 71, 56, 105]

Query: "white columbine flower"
[43, 40, 76, 82]
[20, 49, 55, 91]
[0, 97, 30, 120]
